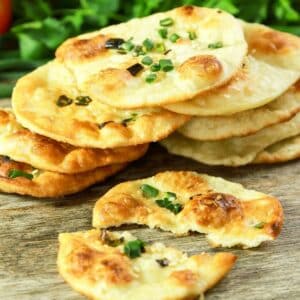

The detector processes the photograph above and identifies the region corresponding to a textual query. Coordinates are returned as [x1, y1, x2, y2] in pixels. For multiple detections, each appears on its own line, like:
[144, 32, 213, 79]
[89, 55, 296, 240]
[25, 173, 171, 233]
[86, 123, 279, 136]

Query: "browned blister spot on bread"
[185, 193, 243, 228]
[179, 55, 223, 81]
[95, 193, 149, 226]
[294, 80, 300, 92]
[69, 243, 133, 285]
[170, 270, 199, 287]
[56, 34, 108, 62]
[248, 28, 300, 55]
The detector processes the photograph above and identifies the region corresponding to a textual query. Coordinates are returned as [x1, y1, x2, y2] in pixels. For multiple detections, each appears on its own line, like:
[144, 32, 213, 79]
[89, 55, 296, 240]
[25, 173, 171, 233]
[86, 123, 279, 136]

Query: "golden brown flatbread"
[93, 171, 283, 248]
[0, 156, 126, 198]
[0, 109, 148, 174]
[58, 229, 236, 300]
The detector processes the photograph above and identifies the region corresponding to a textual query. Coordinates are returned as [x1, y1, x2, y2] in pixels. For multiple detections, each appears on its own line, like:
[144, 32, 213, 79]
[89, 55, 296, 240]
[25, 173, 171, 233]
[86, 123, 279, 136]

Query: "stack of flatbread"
[161, 20, 300, 166]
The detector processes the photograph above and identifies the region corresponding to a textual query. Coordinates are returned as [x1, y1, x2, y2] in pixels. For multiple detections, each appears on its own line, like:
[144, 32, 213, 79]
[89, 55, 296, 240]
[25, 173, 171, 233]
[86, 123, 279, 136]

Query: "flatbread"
[58, 229, 236, 300]
[56, 6, 247, 108]
[12, 60, 189, 148]
[178, 81, 300, 141]
[0, 156, 126, 198]
[93, 171, 283, 248]
[0, 109, 148, 174]
[161, 111, 300, 166]
[254, 135, 300, 164]
[164, 55, 299, 116]
[243, 21, 300, 72]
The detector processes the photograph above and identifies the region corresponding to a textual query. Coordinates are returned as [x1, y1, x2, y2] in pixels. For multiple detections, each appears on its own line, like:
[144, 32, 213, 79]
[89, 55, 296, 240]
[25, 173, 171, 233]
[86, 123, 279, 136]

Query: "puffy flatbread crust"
[0, 109, 148, 174]
[93, 171, 283, 248]
[254, 135, 300, 164]
[12, 60, 189, 148]
[178, 81, 300, 140]
[164, 55, 299, 116]
[0, 156, 126, 198]
[243, 21, 300, 72]
[161, 112, 300, 166]
[58, 229, 236, 300]
[56, 6, 247, 108]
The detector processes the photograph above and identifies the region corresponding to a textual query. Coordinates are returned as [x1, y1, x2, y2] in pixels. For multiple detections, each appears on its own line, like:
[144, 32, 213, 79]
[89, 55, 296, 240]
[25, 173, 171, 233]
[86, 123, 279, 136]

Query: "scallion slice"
[158, 28, 168, 39]
[208, 41, 223, 49]
[8, 169, 33, 180]
[160, 17, 174, 27]
[169, 33, 180, 43]
[188, 31, 197, 40]
[124, 239, 146, 258]
[56, 95, 73, 107]
[143, 38, 154, 51]
[145, 73, 157, 83]
[159, 59, 174, 72]
[140, 184, 159, 197]
[141, 56, 153, 65]
[150, 63, 161, 72]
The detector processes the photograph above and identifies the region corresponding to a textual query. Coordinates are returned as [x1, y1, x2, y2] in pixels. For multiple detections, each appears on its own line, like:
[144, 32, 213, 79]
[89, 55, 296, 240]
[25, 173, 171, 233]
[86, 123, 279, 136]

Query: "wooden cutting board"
[0, 99, 299, 300]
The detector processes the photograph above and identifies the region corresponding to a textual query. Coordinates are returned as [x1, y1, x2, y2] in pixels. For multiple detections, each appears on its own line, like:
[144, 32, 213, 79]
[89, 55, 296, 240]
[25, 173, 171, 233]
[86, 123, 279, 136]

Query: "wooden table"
[0, 100, 299, 300]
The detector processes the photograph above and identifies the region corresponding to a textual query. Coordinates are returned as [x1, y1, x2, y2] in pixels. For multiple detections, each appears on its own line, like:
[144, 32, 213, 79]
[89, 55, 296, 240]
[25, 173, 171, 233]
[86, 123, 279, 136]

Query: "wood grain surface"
[0, 99, 299, 300]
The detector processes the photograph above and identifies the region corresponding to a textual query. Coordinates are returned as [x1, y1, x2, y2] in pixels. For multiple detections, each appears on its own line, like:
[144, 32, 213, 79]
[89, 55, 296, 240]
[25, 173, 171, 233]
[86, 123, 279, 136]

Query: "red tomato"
[0, 0, 12, 34]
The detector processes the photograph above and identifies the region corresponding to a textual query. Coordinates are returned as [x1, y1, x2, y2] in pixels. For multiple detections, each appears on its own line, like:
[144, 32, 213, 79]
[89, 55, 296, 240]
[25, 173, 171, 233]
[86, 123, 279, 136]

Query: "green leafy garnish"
[75, 96, 92, 106]
[8, 169, 33, 180]
[150, 63, 161, 72]
[188, 31, 197, 40]
[158, 28, 168, 39]
[160, 17, 174, 27]
[141, 56, 153, 65]
[155, 43, 166, 53]
[145, 73, 157, 83]
[208, 41, 223, 49]
[156, 198, 182, 214]
[169, 33, 180, 43]
[165, 192, 177, 201]
[159, 59, 174, 72]
[124, 239, 146, 258]
[121, 39, 135, 52]
[254, 222, 266, 229]
[121, 113, 138, 126]
[140, 184, 159, 198]
[133, 45, 146, 56]
[143, 38, 154, 51]
[101, 231, 124, 247]
[56, 95, 73, 107]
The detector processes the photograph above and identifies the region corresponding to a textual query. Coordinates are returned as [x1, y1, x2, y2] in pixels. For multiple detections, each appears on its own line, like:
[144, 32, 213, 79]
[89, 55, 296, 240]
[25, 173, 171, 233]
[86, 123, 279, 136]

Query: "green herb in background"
[0, 0, 299, 97]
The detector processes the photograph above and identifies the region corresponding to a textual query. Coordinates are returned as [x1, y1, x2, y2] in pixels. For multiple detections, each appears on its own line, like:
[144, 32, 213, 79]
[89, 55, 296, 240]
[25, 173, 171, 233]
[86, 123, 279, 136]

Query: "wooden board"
[0, 99, 299, 300]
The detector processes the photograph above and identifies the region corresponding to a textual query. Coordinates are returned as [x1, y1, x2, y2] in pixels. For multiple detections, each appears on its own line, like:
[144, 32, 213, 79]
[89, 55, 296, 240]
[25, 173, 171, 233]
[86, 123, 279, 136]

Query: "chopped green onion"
[145, 73, 157, 83]
[133, 45, 146, 56]
[141, 56, 153, 65]
[124, 239, 146, 258]
[140, 184, 159, 198]
[150, 63, 161, 72]
[158, 28, 168, 39]
[160, 17, 174, 27]
[143, 38, 154, 51]
[208, 41, 223, 49]
[75, 96, 92, 106]
[121, 113, 138, 126]
[121, 41, 135, 52]
[188, 31, 197, 40]
[165, 192, 177, 201]
[169, 33, 180, 43]
[105, 38, 125, 49]
[254, 222, 266, 229]
[156, 258, 170, 267]
[8, 169, 33, 180]
[155, 43, 166, 53]
[156, 198, 182, 214]
[159, 59, 174, 72]
[101, 231, 124, 247]
[56, 95, 73, 107]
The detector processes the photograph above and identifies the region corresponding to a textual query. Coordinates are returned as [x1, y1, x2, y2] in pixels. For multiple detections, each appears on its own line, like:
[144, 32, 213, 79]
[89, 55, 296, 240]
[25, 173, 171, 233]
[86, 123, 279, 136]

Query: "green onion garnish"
[56, 95, 73, 107]
[145, 73, 157, 83]
[150, 63, 161, 72]
[188, 31, 197, 40]
[155, 43, 166, 53]
[208, 41, 223, 49]
[159, 59, 174, 72]
[133, 45, 146, 56]
[254, 222, 266, 229]
[121, 113, 138, 126]
[141, 56, 153, 66]
[140, 184, 159, 197]
[169, 33, 180, 43]
[160, 17, 174, 27]
[101, 231, 124, 247]
[8, 169, 33, 180]
[75, 96, 92, 106]
[143, 38, 154, 51]
[158, 28, 168, 39]
[165, 192, 177, 201]
[124, 239, 146, 258]
[121, 41, 135, 52]
[156, 198, 182, 214]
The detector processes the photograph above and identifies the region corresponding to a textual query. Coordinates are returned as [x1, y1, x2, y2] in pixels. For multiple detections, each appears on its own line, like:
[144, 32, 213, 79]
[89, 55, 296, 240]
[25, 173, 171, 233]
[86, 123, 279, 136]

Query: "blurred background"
[0, 0, 300, 98]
